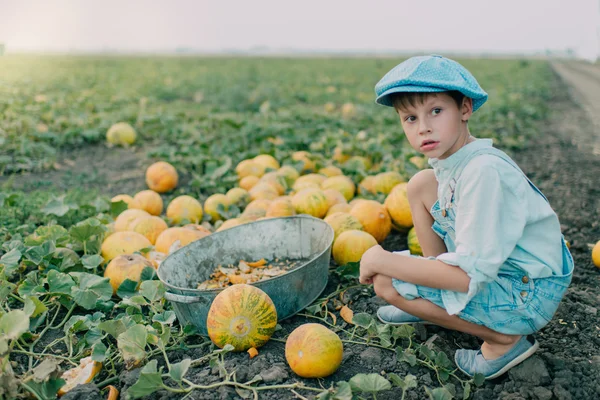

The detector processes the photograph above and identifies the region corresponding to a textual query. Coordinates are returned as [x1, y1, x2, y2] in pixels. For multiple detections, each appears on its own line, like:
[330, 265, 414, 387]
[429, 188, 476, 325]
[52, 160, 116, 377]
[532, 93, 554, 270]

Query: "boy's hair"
[389, 90, 466, 113]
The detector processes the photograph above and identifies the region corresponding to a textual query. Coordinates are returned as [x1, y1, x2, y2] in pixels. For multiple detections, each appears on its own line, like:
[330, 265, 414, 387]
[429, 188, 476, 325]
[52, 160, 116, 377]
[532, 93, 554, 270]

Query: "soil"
[16, 62, 600, 399]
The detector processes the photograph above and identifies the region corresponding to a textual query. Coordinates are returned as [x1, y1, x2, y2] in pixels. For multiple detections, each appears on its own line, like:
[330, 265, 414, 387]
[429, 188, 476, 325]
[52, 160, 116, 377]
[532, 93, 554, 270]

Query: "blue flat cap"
[375, 55, 488, 112]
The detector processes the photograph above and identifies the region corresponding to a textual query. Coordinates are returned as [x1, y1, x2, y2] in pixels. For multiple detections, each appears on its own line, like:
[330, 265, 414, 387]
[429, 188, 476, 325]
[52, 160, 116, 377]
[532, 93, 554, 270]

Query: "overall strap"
[447, 146, 549, 204]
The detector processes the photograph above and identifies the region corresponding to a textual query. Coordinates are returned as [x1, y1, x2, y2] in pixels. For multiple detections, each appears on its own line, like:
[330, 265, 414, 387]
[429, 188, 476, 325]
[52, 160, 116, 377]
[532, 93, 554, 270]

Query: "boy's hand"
[359, 245, 385, 284]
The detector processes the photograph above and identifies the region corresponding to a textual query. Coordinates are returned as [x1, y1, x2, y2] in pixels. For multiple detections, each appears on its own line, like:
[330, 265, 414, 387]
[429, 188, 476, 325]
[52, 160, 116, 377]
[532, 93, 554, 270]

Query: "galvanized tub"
[157, 215, 334, 335]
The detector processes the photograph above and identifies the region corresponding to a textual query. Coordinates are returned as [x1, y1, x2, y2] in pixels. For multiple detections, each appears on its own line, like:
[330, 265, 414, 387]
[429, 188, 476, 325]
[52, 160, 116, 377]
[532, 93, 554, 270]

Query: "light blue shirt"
[416, 139, 564, 315]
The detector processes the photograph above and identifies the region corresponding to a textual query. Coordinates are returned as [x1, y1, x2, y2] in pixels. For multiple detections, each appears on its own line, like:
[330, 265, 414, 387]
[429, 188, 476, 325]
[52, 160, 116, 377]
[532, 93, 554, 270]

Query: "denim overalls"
[394, 145, 574, 335]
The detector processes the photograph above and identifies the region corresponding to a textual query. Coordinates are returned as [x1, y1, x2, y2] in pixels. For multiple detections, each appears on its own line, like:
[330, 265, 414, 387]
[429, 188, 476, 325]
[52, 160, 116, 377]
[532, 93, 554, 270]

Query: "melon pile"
[102, 151, 423, 289]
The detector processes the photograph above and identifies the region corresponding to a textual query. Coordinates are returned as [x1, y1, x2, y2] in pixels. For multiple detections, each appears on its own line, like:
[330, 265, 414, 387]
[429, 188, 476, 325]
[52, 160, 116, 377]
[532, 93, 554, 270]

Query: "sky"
[1, 0, 599, 60]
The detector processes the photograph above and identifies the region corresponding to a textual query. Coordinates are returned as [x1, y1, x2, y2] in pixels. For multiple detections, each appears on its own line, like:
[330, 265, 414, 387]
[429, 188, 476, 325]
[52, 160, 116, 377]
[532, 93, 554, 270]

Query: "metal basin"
[157, 215, 334, 335]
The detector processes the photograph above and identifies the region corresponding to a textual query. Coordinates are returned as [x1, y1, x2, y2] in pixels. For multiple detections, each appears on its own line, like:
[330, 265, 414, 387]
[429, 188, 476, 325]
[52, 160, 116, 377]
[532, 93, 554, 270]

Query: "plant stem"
[95, 376, 119, 388]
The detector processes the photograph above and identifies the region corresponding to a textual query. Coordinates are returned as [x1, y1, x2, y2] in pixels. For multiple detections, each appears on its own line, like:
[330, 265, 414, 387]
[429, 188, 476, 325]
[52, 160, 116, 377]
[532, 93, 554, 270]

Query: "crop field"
[0, 55, 598, 400]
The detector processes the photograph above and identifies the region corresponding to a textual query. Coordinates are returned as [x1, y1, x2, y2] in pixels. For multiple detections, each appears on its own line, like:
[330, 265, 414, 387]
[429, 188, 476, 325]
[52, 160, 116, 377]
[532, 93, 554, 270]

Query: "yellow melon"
[259, 172, 288, 195]
[277, 165, 300, 186]
[239, 175, 260, 191]
[240, 208, 267, 221]
[145, 161, 178, 193]
[101, 231, 152, 262]
[235, 159, 265, 179]
[204, 194, 230, 222]
[292, 188, 329, 218]
[253, 154, 280, 170]
[111, 194, 140, 210]
[285, 323, 343, 378]
[106, 122, 136, 146]
[245, 199, 273, 213]
[332, 230, 378, 265]
[324, 212, 363, 240]
[358, 176, 377, 195]
[104, 254, 154, 294]
[249, 183, 279, 201]
[407, 227, 423, 256]
[319, 165, 343, 177]
[166, 195, 204, 224]
[207, 284, 277, 351]
[133, 190, 163, 216]
[384, 183, 413, 230]
[130, 216, 168, 245]
[321, 175, 355, 201]
[266, 197, 296, 218]
[323, 188, 348, 210]
[350, 200, 392, 243]
[291, 151, 316, 173]
[216, 218, 244, 232]
[114, 209, 151, 232]
[225, 188, 251, 209]
[592, 240, 600, 268]
[374, 171, 405, 195]
[326, 203, 352, 217]
[154, 227, 209, 254]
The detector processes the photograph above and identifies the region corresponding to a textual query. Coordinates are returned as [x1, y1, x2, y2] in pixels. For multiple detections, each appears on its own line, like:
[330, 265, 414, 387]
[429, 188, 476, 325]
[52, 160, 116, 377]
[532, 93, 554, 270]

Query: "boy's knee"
[373, 275, 398, 302]
[407, 169, 437, 202]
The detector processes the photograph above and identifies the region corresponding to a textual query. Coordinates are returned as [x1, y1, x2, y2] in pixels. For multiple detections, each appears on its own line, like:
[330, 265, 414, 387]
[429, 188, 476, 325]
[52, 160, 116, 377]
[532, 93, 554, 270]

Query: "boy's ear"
[461, 97, 474, 122]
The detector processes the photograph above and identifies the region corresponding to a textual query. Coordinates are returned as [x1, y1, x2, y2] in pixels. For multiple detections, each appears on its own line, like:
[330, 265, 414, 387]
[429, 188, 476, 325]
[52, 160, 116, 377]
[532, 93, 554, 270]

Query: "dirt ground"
[20, 62, 600, 400]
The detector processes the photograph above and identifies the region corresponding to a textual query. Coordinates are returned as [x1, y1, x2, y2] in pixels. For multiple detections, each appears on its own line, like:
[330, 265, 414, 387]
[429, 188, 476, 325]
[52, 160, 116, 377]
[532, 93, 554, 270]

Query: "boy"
[359, 55, 574, 378]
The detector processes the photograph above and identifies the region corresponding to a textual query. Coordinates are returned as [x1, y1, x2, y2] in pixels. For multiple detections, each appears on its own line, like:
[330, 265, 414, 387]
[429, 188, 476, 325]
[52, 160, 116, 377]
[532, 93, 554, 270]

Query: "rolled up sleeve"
[436, 158, 528, 314]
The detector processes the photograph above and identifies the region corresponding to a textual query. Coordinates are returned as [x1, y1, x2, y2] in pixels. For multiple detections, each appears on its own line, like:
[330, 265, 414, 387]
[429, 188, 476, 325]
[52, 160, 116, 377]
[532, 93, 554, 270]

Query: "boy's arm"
[362, 246, 470, 292]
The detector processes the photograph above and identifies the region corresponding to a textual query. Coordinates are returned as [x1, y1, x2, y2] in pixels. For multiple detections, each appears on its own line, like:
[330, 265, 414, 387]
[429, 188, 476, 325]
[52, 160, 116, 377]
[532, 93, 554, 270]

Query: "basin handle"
[164, 292, 209, 304]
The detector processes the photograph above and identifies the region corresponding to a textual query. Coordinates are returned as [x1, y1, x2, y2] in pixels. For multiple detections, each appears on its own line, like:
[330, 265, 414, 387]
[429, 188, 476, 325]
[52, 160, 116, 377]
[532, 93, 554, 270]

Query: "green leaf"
[110, 200, 129, 217]
[81, 254, 103, 270]
[352, 313, 374, 329]
[392, 324, 415, 339]
[376, 324, 392, 348]
[98, 319, 128, 339]
[41, 195, 73, 217]
[117, 279, 139, 299]
[70, 272, 113, 309]
[18, 272, 47, 297]
[434, 351, 453, 369]
[0, 280, 16, 302]
[153, 311, 176, 325]
[46, 270, 75, 296]
[140, 280, 165, 302]
[24, 296, 48, 318]
[140, 266, 156, 281]
[0, 310, 29, 339]
[462, 382, 471, 400]
[25, 225, 69, 246]
[169, 358, 191, 383]
[0, 248, 22, 276]
[473, 373, 485, 387]
[22, 378, 66, 400]
[388, 373, 417, 391]
[92, 341, 109, 362]
[84, 328, 104, 345]
[349, 373, 392, 393]
[424, 386, 454, 400]
[126, 359, 164, 399]
[117, 324, 148, 368]
[396, 347, 417, 366]
[334, 262, 360, 278]
[24, 241, 56, 264]
[69, 218, 105, 244]
[332, 381, 353, 400]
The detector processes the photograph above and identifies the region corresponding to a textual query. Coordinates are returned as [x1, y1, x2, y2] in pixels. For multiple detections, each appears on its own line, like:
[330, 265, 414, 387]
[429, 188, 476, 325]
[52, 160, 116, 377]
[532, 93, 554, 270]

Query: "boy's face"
[395, 93, 473, 160]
